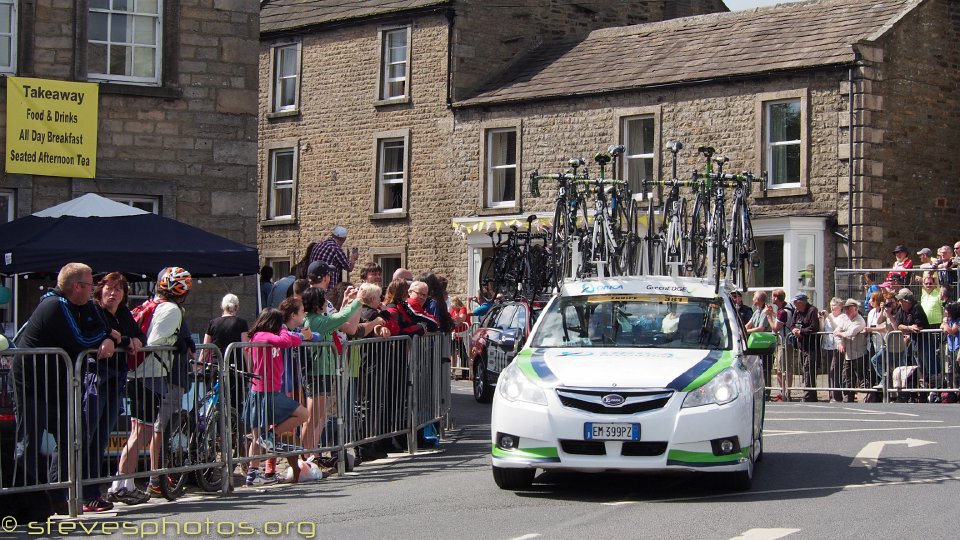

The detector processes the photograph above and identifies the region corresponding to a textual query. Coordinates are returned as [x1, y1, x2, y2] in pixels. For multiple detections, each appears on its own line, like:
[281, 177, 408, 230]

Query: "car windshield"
[529, 294, 731, 350]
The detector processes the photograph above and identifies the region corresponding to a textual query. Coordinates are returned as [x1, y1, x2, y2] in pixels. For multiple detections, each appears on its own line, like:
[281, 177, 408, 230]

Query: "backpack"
[128, 297, 168, 370]
[779, 303, 796, 346]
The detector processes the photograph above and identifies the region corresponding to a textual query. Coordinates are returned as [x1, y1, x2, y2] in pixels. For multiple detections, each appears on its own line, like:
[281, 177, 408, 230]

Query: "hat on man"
[879, 280, 893, 289]
[332, 225, 348, 239]
[843, 298, 860, 308]
[893, 244, 908, 254]
[307, 260, 334, 280]
[917, 247, 933, 256]
[792, 293, 808, 303]
[896, 289, 915, 303]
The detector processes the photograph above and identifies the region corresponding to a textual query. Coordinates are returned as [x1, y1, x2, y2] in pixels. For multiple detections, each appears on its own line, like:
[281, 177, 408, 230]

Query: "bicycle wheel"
[665, 199, 687, 277]
[624, 197, 640, 275]
[527, 243, 549, 298]
[611, 195, 635, 276]
[709, 207, 727, 292]
[158, 411, 192, 501]
[194, 409, 225, 492]
[550, 203, 571, 291]
[688, 194, 708, 277]
[645, 197, 656, 275]
[478, 256, 496, 293]
[737, 202, 758, 290]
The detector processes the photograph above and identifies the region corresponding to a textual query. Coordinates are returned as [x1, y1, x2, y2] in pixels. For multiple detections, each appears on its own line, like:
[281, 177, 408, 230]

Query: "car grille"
[556, 388, 673, 415]
[621, 441, 668, 457]
[560, 440, 606, 455]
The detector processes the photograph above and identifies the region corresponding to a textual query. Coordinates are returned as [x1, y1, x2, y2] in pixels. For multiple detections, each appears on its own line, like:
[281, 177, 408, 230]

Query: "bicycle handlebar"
[189, 359, 261, 380]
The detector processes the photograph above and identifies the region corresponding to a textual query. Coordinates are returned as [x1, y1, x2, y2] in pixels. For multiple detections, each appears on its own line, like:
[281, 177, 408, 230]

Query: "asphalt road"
[6, 383, 959, 540]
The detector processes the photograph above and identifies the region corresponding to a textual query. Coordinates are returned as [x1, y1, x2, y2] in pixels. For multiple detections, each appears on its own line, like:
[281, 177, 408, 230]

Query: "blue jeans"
[870, 347, 907, 385]
[81, 362, 127, 501]
[917, 333, 942, 379]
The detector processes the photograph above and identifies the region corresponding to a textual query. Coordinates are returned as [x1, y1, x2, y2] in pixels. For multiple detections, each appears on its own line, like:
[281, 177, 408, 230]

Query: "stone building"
[257, 0, 727, 286]
[449, 0, 960, 306]
[0, 0, 260, 333]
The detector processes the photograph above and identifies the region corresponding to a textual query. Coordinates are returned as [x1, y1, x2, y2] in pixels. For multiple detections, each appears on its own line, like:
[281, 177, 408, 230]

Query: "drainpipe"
[848, 64, 854, 271]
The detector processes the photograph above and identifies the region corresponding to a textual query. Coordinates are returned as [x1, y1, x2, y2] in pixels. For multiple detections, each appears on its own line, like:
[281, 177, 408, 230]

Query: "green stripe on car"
[666, 447, 750, 467]
[681, 351, 734, 392]
[492, 445, 561, 462]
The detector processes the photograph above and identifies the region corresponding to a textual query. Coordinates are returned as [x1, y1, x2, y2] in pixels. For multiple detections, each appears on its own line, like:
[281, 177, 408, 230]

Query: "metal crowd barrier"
[0, 348, 78, 515]
[0, 332, 453, 518]
[769, 328, 959, 403]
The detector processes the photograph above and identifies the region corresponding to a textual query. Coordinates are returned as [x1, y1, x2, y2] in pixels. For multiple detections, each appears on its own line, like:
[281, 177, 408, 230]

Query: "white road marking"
[851, 438, 936, 468]
[601, 473, 960, 505]
[728, 528, 801, 540]
[508, 534, 541, 540]
[765, 425, 960, 437]
[766, 418, 941, 422]
[765, 405, 918, 416]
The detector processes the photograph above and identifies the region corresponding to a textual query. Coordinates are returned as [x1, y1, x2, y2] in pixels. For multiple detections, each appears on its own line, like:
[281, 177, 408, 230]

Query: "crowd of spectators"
[7, 226, 462, 517]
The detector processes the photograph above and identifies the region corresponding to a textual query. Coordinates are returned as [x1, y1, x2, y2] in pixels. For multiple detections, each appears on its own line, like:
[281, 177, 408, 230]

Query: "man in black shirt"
[13, 263, 114, 514]
[895, 290, 939, 395]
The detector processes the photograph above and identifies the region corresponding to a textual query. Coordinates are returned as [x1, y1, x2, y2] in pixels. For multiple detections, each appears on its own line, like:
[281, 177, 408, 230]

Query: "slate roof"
[261, 0, 451, 35]
[456, 0, 921, 107]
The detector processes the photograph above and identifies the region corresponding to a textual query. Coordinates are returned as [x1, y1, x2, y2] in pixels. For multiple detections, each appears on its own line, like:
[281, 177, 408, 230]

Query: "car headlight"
[681, 367, 740, 408]
[497, 363, 548, 406]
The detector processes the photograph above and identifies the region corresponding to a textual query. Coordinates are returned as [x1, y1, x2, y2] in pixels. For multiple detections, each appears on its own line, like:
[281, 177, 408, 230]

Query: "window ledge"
[760, 186, 808, 198]
[266, 109, 301, 120]
[261, 217, 297, 227]
[374, 97, 410, 108]
[97, 82, 183, 100]
[370, 211, 408, 220]
[478, 206, 520, 217]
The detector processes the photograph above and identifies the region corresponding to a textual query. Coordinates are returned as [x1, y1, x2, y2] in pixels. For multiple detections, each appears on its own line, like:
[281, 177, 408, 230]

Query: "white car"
[490, 276, 775, 490]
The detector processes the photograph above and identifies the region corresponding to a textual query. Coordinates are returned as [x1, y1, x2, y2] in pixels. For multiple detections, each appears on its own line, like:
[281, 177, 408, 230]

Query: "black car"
[469, 299, 541, 403]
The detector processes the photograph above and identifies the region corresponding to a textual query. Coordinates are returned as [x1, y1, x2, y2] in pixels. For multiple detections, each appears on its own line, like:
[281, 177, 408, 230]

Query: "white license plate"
[584, 422, 640, 441]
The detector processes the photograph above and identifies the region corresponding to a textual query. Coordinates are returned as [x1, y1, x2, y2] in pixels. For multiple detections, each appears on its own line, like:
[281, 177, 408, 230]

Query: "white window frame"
[375, 134, 408, 214]
[756, 90, 808, 195]
[485, 128, 518, 209]
[373, 253, 404, 283]
[106, 194, 159, 214]
[0, 0, 18, 75]
[270, 42, 300, 114]
[265, 257, 291, 281]
[377, 26, 410, 102]
[0, 190, 13, 223]
[267, 146, 297, 221]
[765, 98, 802, 188]
[88, 0, 163, 85]
[622, 115, 656, 195]
[747, 216, 825, 307]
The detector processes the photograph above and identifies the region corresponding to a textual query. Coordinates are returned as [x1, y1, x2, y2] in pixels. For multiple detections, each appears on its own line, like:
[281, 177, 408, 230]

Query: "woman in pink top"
[242, 307, 309, 485]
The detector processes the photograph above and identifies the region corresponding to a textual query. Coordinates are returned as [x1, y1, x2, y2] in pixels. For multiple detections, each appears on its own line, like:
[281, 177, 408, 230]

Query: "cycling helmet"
[157, 266, 192, 297]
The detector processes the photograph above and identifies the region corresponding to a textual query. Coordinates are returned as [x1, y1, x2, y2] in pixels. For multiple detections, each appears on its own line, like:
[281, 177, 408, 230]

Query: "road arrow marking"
[851, 438, 936, 468]
[729, 529, 801, 540]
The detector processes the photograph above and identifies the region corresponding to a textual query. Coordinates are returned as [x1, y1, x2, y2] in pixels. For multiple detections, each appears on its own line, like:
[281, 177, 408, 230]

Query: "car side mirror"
[746, 332, 777, 355]
[500, 328, 521, 351]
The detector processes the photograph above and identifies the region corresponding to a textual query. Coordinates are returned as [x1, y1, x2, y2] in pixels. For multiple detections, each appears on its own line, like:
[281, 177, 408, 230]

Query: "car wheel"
[755, 428, 764, 464]
[492, 466, 535, 490]
[724, 456, 753, 491]
[474, 356, 494, 403]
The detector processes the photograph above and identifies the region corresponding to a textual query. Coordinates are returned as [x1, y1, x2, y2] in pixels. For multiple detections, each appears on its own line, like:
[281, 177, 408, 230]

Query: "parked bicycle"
[157, 360, 258, 498]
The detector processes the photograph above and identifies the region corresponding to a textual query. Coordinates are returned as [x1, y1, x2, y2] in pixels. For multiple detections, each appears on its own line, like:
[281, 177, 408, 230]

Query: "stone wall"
[258, 14, 455, 282]
[448, 72, 848, 295]
[1, 0, 260, 332]
[450, 0, 728, 100]
[868, 0, 960, 266]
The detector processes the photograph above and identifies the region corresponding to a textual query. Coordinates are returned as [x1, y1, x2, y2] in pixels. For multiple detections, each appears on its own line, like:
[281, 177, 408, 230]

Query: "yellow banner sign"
[5, 77, 98, 178]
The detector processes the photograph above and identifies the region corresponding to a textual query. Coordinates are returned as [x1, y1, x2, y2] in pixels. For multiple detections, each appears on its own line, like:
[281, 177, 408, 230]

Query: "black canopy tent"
[0, 194, 259, 327]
